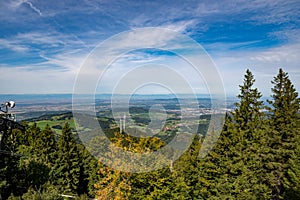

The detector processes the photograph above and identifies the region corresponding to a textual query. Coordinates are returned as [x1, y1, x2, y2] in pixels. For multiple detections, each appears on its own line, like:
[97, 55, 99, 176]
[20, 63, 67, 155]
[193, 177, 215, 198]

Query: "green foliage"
[265, 68, 300, 199]
[77, 143, 96, 195]
[284, 137, 300, 199]
[267, 69, 300, 129]
[234, 69, 264, 132]
[0, 155, 24, 199]
[16, 185, 63, 200]
[199, 70, 271, 199]
[1, 122, 93, 200]
[36, 124, 57, 165]
[19, 154, 50, 189]
[51, 122, 81, 195]
[130, 167, 172, 200]
[171, 135, 201, 199]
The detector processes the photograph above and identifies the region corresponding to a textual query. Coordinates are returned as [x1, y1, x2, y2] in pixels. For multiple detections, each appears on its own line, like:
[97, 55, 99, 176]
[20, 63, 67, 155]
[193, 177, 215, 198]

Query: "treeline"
[0, 122, 96, 199]
[0, 68, 299, 199]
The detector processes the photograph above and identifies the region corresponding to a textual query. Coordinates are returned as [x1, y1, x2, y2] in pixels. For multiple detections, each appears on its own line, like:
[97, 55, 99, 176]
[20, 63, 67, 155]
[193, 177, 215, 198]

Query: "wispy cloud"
[211, 31, 300, 95]
[0, 30, 89, 67]
[38, 50, 89, 73]
[0, 38, 29, 52]
[15, 32, 66, 46]
[23, 0, 42, 16]
[4, 0, 42, 16]
[194, 0, 300, 24]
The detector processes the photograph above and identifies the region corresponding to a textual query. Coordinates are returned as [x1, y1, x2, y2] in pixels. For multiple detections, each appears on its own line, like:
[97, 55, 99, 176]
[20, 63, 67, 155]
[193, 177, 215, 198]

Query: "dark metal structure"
[0, 101, 25, 154]
[0, 115, 25, 132]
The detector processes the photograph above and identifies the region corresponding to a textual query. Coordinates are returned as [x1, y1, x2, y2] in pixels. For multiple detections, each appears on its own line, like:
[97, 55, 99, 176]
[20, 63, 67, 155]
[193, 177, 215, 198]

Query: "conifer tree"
[35, 124, 57, 165]
[200, 70, 270, 199]
[231, 70, 270, 198]
[172, 135, 201, 199]
[18, 125, 58, 190]
[26, 123, 41, 148]
[284, 136, 300, 199]
[267, 69, 300, 132]
[77, 143, 95, 195]
[234, 69, 264, 133]
[51, 122, 81, 195]
[266, 68, 300, 199]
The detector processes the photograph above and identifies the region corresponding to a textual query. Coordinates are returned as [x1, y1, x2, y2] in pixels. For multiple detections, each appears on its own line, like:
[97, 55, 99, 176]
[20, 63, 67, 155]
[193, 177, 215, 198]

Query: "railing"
[0, 113, 17, 121]
[0, 114, 25, 131]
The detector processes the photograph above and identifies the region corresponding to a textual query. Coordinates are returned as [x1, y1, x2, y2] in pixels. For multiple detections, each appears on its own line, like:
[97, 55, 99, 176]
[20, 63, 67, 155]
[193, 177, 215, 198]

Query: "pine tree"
[267, 69, 300, 133]
[172, 135, 201, 199]
[199, 70, 270, 199]
[0, 154, 23, 199]
[77, 143, 95, 195]
[266, 68, 300, 199]
[129, 167, 172, 200]
[35, 124, 57, 166]
[284, 136, 300, 199]
[230, 70, 270, 198]
[17, 125, 58, 190]
[51, 122, 81, 195]
[26, 123, 41, 148]
[234, 69, 264, 133]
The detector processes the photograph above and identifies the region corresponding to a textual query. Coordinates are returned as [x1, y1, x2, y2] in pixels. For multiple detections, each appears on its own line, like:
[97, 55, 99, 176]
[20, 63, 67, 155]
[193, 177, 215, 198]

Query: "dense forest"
[0, 68, 299, 199]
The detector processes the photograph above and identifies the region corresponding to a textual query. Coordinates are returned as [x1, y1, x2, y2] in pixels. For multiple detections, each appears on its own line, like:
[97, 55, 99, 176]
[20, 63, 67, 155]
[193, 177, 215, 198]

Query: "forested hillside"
[1, 68, 299, 199]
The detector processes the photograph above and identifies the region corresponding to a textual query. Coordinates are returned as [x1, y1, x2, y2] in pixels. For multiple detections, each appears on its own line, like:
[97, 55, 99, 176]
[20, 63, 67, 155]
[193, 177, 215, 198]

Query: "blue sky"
[0, 0, 299, 96]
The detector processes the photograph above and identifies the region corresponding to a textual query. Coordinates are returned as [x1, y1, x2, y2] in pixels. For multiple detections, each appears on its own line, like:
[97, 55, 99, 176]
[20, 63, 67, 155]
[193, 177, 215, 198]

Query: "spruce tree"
[267, 69, 300, 133]
[200, 70, 270, 199]
[234, 69, 264, 133]
[26, 123, 41, 148]
[51, 122, 80, 195]
[266, 68, 300, 199]
[36, 124, 57, 166]
[283, 136, 300, 199]
[172, 135, 201, 199]
[231, 70, 270, 198]
[77, 143, 94, 195]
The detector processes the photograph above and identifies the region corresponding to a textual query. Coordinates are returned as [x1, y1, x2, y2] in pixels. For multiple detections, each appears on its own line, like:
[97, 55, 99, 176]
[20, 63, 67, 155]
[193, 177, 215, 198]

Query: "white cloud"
[15, 31, 88, 48]
[23, 0, 42, 16]
[15, 32, 66, 46]
[38, 50, 90, 72]
[211, 35, 300, 96]
[5, 0, 42, 16]
[0, 38, 29, 52]
[161, 20, 197, 33]
[0, 30, 88, 55]
[194, 0, 300, 25]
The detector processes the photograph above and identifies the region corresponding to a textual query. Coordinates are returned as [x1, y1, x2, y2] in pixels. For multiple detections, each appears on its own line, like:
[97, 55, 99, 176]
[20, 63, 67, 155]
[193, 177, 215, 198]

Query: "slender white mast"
[119, 117, 122, 134]
[123, 113, 126, 132]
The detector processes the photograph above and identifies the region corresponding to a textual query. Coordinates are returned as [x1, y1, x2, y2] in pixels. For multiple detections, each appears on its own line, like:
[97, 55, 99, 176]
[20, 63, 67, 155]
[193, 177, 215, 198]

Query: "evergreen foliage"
[51, 122, 81, 195]
[0, 68, 299, 199]
[265, 68, 300, 199]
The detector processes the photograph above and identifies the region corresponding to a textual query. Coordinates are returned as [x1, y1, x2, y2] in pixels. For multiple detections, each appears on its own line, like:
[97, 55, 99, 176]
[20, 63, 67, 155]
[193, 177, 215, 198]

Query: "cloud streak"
[0, 38, 29, 52]
[23, 0, 42, 16]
